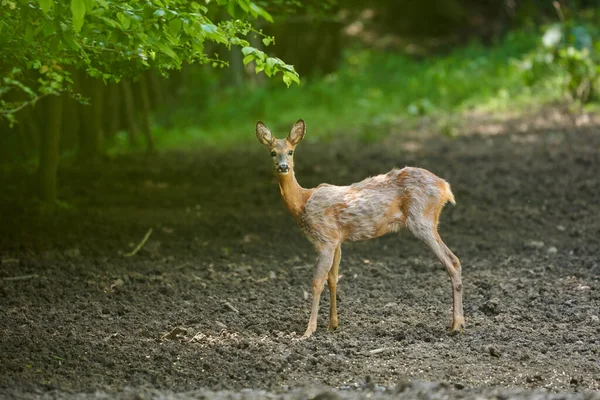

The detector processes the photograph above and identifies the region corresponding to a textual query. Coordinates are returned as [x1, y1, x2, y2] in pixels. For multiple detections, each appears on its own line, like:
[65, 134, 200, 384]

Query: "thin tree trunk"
[90, 78, 105, 155]
[122, 80, 140, 147]
[138, 73, 155, 152]
[228, 43, 245, 87]
[37, 95, 63, 210]
[106, 83, 122, 139]
[16, 116, 29, 158]
[24, 106, 41, 149]
[18, 106, 39, 156]
[63, 68, 81, 152]
[79, 78, 93, 158]
[149, 72, 166, 109]
[78, 77, 105, 160]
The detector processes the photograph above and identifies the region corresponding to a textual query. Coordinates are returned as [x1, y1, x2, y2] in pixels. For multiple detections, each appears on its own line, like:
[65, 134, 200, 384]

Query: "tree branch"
[0, 94, 48, 117]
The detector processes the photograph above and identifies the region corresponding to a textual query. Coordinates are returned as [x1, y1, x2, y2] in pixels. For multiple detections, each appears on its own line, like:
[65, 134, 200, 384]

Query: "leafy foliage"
[517, 22, 599, 104]
[0, 0, 300, 125]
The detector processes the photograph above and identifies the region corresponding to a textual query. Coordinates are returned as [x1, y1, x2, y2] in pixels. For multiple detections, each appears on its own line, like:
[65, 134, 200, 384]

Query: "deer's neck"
[277, 171, 312, 219]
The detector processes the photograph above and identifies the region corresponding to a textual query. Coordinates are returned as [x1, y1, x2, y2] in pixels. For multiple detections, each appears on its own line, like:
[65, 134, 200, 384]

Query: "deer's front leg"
[327, 245, 341, 331]
[303, 246, 335, 338]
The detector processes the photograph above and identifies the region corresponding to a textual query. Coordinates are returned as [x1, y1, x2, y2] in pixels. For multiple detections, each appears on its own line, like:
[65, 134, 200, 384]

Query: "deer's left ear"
[288, 119, 305, 146]
[256, 121, 274, 147]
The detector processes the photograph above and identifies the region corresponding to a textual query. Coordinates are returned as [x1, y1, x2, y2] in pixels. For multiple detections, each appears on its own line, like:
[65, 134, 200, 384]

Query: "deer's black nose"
[277, 164, 290, 173]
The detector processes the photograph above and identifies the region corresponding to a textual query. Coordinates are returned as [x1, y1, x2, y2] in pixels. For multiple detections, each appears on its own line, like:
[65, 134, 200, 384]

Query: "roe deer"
[256, 119, 464, 338]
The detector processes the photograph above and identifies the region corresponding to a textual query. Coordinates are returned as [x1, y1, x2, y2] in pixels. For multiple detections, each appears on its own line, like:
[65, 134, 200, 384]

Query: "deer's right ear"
[256, 121, 274, 147]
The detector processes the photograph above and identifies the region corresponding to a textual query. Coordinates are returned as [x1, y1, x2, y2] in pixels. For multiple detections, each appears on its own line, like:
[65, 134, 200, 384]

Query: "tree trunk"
[149, 72, 166, 110]
[19, 106, 40, 157]
[91, 79, 105, 152]
[16, 115, 29, 158]
[62, 68, 81, 152]
[37, 95, 63, 210]
[79, 80, 94, 159]
[106, 83, 122, 139]
[122, 80, 140, 147]
[139, 73, 155, 152]
[227, 42, 245, 87]
[79, 77, 105, 161]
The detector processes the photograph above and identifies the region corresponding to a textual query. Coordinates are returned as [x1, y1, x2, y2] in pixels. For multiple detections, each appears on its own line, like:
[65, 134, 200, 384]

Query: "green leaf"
[84, 0, 95, 12]
[38, 0, 53, 13]
[155, 42, 179, 61]
[117, 12, 131, 30]
[285, 71, 300, 84]
[241, 46, 265, 61]
[71, 0, 86, 32]
[98, 16, 118, 28]
[242, 54, 255, 65]
[262, 37, 273, 47]
[43, 20, 56, 37]
[25, 24, 34, 42]
[169, 18, 182, 36]
[190, 2, 207, 12]
[264, 63, 272, 77]
[200, 24, 217, 34]
[249, 3, 273, 23]
[237, 0, 249, 13]
[164, 31, 179, 46]
[63, 33, 81, 51]
[266, 57, 277, 70]
[227, 1, 236, 18]
[154, 9, 166, 18]
[283, 74, 291, 87]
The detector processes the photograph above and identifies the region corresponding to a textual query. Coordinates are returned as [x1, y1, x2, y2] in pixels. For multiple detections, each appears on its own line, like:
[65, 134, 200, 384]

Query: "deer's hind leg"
[433, 237, 464, 332]
[327, 245, 341, 331]
[406, 208, 464, 332]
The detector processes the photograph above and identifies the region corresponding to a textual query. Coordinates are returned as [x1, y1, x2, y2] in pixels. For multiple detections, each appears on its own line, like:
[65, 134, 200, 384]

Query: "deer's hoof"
[302, 326, 316, 339]
[449, 317, 465, 335]
[328, 319, 339, 331]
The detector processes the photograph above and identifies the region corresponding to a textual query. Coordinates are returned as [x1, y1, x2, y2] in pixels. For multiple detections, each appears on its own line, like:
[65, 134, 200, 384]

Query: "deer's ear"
[288, 119, 305, 146]
[256, 121, 274, 147]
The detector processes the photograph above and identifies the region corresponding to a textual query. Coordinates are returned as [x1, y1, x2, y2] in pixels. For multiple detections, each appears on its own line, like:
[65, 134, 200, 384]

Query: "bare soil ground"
[1, 111, 599, 399]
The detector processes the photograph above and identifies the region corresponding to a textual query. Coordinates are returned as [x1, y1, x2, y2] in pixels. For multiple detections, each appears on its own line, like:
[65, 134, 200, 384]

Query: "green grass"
[112, 29, 566, 151]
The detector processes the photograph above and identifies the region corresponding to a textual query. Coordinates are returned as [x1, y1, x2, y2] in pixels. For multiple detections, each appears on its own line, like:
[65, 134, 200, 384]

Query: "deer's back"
[300, 167, 446, 245]
[301, 167, 447, 245]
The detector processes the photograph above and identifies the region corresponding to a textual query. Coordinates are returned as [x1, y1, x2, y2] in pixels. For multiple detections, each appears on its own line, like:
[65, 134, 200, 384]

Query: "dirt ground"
[1, 110, 599, 399]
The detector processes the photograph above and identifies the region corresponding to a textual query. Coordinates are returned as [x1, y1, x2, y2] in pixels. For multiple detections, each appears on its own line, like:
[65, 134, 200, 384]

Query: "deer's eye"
[270, 151, 276, 157]
[288, 150, 293, 156]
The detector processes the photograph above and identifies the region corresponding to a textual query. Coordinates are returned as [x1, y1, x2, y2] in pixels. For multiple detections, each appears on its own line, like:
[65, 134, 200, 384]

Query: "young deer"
[256, 119, 464, 338]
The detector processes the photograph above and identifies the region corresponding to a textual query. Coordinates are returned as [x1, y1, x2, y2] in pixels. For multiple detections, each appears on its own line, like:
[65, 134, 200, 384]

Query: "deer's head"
[255, 120, 305, 176]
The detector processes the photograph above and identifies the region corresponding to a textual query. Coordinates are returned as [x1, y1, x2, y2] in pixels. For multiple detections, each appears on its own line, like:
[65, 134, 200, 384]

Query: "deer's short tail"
[443, 181, 456, 205]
